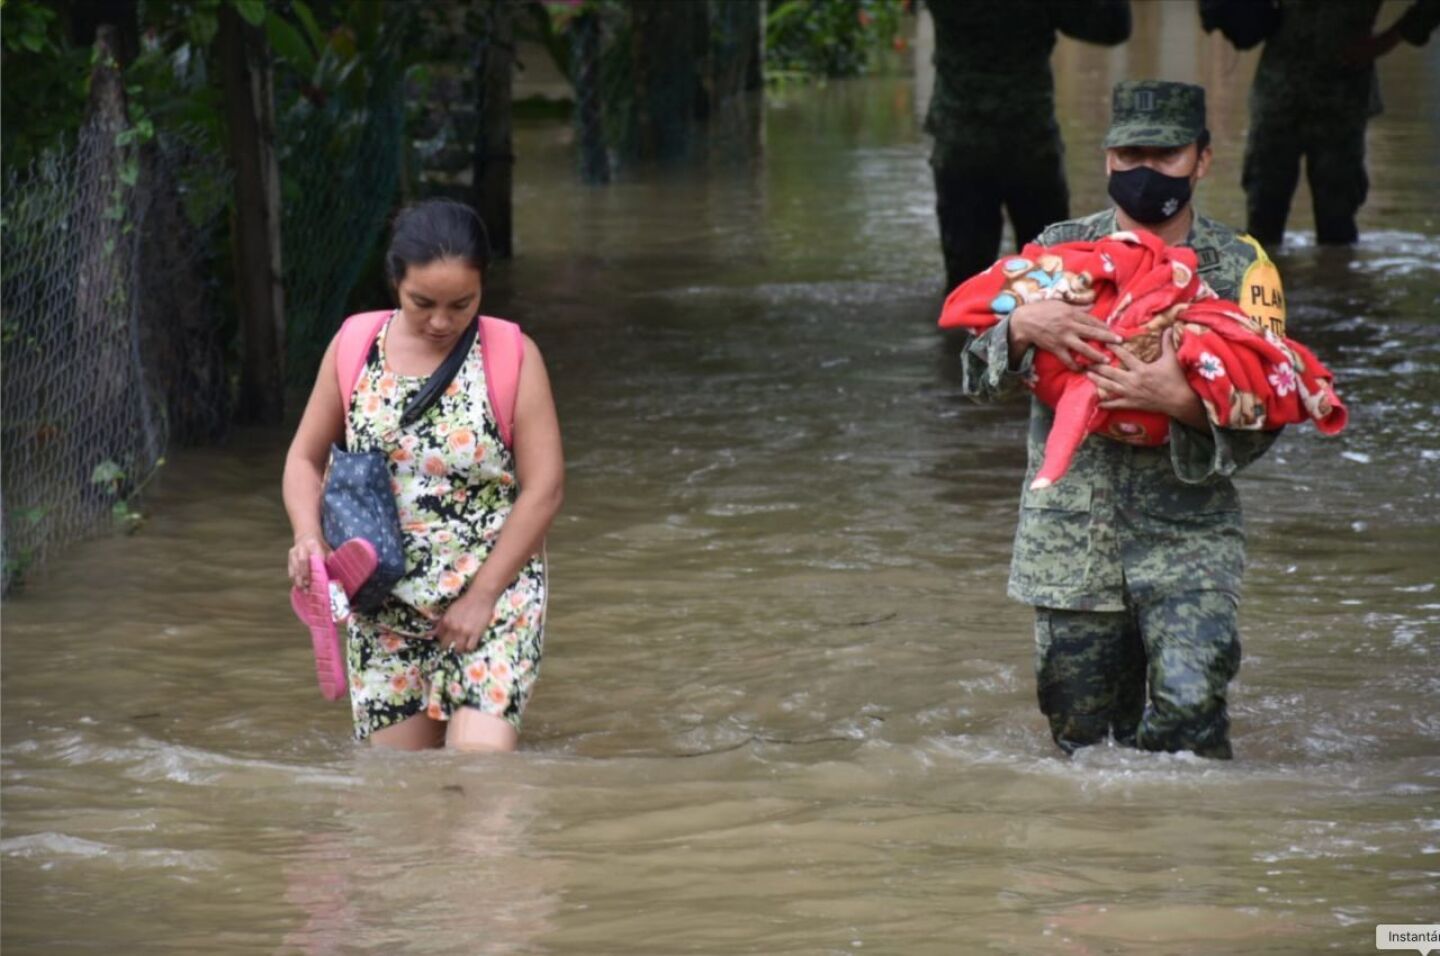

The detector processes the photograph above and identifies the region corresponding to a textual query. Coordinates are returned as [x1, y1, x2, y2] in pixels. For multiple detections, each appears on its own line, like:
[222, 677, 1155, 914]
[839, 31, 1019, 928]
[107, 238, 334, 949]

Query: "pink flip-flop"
[325, 538, 377, 599]
[290, 540, 377, 701]
[291, 553, 348, 701]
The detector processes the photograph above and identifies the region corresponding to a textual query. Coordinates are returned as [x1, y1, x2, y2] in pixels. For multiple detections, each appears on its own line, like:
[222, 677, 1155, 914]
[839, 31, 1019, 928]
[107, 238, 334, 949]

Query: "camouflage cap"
[1103, 80, 1207, 149]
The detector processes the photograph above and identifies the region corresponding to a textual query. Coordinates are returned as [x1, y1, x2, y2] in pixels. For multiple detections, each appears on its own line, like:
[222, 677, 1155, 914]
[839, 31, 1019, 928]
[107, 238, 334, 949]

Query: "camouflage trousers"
[1033, 590, 1241, 759]
[931, 138, 1070, 289]
[1242, 110, 1369, 247]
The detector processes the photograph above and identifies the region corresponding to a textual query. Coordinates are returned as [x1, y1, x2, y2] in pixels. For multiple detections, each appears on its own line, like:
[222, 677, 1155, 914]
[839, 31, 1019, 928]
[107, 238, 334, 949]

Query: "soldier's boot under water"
[1132, 591, 1242, 759]
[1044, 700, 1232, 759]
[1043, 713, 1131, 755]
[1036, 605, 1148, 755]
[1136, 700, 1235, 760]
[1044, 668, 1238, 758]
[1044, 672, 1145, 754]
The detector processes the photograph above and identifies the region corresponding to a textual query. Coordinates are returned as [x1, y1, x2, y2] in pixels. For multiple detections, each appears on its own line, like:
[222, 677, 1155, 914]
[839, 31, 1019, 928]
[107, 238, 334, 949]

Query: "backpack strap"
[335, 310, 393, 408]
[335, 310, 523, 449]
[479, 315, 524, 449]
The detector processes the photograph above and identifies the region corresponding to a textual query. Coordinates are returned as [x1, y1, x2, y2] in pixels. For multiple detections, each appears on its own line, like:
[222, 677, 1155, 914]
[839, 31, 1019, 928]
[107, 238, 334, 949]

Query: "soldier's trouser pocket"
[1034, 607, 1145, 753]
[1134, 590, 1241, 759]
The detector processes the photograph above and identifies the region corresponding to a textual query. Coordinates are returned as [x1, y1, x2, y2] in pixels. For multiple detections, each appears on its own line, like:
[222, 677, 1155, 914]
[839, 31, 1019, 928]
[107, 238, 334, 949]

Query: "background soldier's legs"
[1242, 114, 1303, 249]
[932, 155, 1003, 290]
[1034, 607, 1145, 755]
[1134, 590, 1242, 759]
[1306, 120, 1368, 245]
[1003, 149, 1070, 252]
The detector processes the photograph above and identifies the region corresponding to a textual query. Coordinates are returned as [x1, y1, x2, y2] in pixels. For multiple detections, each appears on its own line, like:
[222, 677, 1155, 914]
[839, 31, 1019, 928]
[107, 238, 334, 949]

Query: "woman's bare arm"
[434, 335, 564, 652]
[283, 335, 347, 588]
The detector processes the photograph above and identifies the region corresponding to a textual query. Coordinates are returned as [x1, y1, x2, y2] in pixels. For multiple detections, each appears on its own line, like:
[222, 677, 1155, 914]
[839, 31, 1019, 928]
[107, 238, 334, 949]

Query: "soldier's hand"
[1009, 300, 1122, 372]
[1088, 332, 1207, 429]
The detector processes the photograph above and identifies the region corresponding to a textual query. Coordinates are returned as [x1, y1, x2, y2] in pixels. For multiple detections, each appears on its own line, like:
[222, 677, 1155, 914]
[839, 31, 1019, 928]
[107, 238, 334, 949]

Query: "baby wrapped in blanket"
[939, 230, 1347, 488]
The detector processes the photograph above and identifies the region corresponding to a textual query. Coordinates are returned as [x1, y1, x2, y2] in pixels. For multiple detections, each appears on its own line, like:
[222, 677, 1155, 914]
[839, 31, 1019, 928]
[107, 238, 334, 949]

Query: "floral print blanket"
[938, 230, 1346, 487]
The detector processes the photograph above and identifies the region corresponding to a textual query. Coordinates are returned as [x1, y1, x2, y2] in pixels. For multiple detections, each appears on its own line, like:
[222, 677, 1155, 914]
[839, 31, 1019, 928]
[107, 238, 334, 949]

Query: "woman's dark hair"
[1196, 128, 1212, 153]
[385, 199, 491, 286]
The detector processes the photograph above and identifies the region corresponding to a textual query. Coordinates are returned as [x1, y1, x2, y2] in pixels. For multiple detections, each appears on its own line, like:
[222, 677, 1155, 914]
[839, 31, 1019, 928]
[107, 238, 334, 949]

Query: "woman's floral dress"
[342, 314, 545, 740]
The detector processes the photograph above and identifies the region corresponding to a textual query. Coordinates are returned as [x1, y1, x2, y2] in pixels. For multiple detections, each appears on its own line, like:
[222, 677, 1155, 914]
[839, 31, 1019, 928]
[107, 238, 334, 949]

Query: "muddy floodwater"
[4, 9, 1438, 954]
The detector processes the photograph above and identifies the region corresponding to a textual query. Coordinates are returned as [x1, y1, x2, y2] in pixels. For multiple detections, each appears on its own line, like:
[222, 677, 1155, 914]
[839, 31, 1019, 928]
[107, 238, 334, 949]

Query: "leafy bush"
[764, 0, 904, 79]
[0, 0, 90, 172]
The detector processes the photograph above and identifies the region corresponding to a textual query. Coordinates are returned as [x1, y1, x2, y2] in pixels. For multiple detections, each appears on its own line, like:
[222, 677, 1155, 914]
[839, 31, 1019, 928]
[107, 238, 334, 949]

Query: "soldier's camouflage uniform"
[1242, 0, 1439, 246]
[924, 0, 1131, 289]
[961, 206, 1280, 759]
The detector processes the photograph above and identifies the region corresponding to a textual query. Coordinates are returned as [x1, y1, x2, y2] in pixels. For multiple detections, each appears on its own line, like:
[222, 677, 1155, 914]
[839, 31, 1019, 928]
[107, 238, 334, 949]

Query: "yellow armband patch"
[1238, 235, 1285, 338]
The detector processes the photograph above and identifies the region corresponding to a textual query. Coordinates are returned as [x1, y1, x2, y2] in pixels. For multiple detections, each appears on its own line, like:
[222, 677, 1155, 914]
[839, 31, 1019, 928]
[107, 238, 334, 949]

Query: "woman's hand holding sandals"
[288, 532, 328, 590]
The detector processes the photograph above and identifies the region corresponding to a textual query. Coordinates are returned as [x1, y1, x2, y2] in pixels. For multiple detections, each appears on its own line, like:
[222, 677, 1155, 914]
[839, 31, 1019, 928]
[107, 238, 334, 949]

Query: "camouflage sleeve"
[1395, 0, 1440, 45]
[1168, 420, 1281, 484]
[1050, 0, 1132, 45]
[960, 221, 1078, 400]
[1037, 221, 1083, 246]
[959, 318, 1036, 402]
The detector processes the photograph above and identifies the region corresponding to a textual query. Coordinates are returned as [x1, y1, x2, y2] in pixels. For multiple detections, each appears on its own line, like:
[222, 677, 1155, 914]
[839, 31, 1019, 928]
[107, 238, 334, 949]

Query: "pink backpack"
[334, 311, 524, 447]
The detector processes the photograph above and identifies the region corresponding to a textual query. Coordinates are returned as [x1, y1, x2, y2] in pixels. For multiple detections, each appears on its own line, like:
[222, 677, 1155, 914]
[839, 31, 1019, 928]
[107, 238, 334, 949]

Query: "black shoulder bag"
[322, 319, 479, 613]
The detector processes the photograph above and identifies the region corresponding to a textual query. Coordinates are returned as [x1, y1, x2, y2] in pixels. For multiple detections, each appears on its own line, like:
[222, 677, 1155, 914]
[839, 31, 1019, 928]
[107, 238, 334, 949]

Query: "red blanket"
[939, 231, 1346, 488]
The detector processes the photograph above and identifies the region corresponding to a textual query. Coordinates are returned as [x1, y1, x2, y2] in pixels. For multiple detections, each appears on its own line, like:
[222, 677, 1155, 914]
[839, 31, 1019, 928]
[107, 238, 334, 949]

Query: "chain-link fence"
[278, 70, 407, 385]
[2, 36, 408, 586]
[135, 128, 234, 446]
[1, 115, 230, 587]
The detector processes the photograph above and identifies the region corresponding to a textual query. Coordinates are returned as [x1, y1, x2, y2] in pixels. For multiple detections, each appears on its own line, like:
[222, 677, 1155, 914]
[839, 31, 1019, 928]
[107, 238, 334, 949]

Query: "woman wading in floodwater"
[283, 200, 564, 752]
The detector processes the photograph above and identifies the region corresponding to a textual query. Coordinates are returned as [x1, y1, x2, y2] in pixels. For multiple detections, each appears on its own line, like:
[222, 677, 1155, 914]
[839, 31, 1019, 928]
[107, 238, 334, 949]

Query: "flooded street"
[3, 10, 1438, 954]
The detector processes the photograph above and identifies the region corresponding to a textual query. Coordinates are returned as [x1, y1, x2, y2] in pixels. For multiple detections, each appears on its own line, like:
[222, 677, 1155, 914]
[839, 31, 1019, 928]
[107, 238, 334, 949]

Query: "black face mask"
[1108, 165, 1193, 224]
